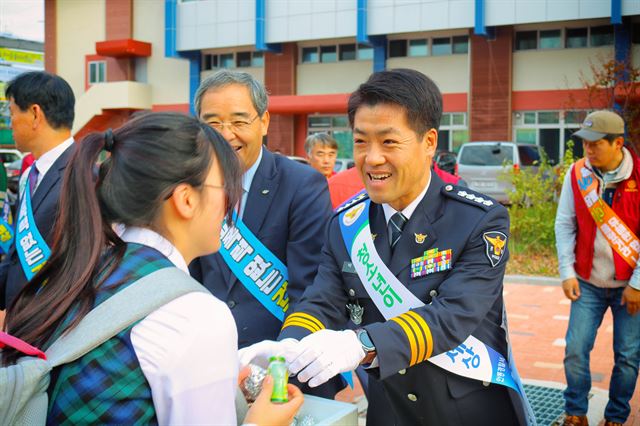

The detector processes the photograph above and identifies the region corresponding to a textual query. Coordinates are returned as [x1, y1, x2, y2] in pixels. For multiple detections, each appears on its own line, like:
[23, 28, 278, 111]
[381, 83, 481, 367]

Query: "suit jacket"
[280, 174, 526, 426]
[190, 148, 333, 348]
[0, 144, 75, 309]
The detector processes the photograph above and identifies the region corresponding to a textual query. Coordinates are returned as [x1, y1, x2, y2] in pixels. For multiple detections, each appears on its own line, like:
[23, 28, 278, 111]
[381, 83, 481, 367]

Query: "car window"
[0, 153, 19, 163]
[458, 145, 514, 166]
[517, 145, 541, 166]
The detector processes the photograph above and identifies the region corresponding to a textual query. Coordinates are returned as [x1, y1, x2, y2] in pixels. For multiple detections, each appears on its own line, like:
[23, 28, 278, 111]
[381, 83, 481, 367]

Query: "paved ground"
[337, 276, 640, 426]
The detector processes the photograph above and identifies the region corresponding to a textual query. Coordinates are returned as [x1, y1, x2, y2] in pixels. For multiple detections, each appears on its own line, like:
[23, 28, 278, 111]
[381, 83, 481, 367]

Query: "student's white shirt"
[121, 227, 239, 425]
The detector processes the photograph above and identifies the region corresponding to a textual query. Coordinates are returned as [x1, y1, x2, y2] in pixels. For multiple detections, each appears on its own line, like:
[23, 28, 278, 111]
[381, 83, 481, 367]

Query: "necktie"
[28, 163, 39, 197]
[388, 212, 408, 252]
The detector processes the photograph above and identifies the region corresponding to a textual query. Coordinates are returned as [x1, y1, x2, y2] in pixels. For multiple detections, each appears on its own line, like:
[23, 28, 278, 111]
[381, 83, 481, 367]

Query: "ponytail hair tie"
[104, 128, 115, 152]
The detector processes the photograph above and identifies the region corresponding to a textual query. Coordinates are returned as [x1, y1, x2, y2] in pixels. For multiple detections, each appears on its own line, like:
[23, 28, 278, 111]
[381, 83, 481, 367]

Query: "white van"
[456, 142, 542, 204]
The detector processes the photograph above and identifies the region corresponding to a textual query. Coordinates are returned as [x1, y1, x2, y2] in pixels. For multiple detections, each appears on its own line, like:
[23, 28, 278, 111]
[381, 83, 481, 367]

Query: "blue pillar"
[613, 21, 631, 114]
[255, 0, 281, 52]
[370, 35, 387, 72]
[357, 0, 368, 44]
[165, 0, 201, 116]
[611, 0, 622, 25]
[474, 0, 486, 36]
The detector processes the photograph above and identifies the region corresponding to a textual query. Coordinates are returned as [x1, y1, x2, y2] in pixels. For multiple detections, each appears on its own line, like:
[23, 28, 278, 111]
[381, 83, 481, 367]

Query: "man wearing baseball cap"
[555, 110, 640, 426]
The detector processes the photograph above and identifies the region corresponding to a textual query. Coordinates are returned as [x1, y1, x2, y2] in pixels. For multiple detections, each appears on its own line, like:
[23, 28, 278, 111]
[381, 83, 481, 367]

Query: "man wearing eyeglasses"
[190, 70, 334, 364]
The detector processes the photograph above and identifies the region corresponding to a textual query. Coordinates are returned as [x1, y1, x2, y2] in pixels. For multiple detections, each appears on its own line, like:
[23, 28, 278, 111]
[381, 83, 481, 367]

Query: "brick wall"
[470, 26, 513, 141]
[264, 43, 297, 154]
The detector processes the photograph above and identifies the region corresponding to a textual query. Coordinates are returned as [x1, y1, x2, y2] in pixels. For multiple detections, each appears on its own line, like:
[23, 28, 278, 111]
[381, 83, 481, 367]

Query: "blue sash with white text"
[219, 212, 290, 321]
[16, 177, 51, 281]
[219, 212, 355, 387]
[338, 196, 535, 425]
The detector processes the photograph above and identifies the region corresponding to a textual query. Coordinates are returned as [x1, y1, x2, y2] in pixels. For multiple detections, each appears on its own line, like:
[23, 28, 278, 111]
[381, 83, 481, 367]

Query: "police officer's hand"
[621, 286, 640, 316]
[238, 338, 301, 369]
[289, 329, 365, 388]
[244, 375, 304, 426]
[562, 278, 581, 301]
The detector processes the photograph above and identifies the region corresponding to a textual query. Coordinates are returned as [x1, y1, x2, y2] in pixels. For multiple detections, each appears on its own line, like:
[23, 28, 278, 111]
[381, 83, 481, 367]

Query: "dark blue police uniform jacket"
[280, 174, 526, 426]
[0, 144, 75, 309]
[190, 148, 333, 347]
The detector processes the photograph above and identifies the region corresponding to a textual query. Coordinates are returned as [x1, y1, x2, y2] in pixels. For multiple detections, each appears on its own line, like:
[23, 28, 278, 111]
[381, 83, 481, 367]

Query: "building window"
[320, 45, 337, 63]
[302, 47, 319, 63]
[301, 43, 376, 63]
[438, 113, 468, 153]
[632, 22, 640, 44]
[357, 44, 374, 60]
[432, 37, 452, 56]
[339, 44, 356, 61]
[452, 36, 469, 54]
[307, 115, 353, 159]
[388, 39, 407, 58]
[539, 29, 561, 49]
[88, 61, 106, 84]
[202, 51, 264, 70]
[219, 53, 234, 68]
[566, 27, 588, 48]
[236, 51, 251, 67]
[408, 39, 428, 56]
[513, 110, 586, 163]
[590, 25, 614, 47]
[251, 51, 264, 67]
[515, 31, 537, 50]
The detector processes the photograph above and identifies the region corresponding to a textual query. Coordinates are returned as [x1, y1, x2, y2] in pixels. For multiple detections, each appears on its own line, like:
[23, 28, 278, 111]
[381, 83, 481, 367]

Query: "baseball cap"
[572, 110, 624, 142]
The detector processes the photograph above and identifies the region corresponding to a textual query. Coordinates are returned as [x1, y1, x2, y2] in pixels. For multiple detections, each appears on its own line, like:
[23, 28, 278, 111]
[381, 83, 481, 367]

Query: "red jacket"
[570, 154, 640, 281]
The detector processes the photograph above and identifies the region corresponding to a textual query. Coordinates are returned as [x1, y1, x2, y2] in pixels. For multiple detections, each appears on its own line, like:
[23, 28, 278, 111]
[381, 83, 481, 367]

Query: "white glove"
[238, 338, 301, 369]
[289, 329, 365, 388]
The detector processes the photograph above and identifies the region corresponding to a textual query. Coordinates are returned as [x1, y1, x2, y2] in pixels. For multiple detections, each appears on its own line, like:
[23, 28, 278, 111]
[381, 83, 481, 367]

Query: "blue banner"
[16, 177, 51, 281]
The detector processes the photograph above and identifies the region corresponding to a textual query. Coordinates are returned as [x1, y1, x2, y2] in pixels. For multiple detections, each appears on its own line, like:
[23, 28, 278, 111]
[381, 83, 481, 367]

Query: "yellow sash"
[574, 158, 640, 268]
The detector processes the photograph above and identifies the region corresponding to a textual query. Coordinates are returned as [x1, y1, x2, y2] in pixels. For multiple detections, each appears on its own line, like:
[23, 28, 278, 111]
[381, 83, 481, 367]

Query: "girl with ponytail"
[2, 112, 303, 425]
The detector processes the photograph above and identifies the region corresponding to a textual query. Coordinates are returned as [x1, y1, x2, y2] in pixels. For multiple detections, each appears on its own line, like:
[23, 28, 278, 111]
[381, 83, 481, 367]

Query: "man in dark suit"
[0, 71, 75, 309]
[241, 69, 534, 425]
[189, 70, 333, 350]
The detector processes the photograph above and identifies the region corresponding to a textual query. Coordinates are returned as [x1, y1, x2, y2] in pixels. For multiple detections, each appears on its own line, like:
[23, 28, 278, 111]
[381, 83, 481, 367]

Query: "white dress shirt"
[19, 137, 74, 194]
[121, 227, 239, 425]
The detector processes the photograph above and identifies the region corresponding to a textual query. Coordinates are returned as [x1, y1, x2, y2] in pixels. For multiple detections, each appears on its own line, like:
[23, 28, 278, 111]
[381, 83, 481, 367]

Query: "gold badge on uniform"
[483, 231, 507, 267]
[414, 233, 427, 244]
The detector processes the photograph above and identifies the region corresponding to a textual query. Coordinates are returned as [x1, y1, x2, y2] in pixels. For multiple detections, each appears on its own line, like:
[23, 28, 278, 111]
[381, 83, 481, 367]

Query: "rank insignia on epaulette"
[410, 248, 452, 278]
[483, 231, 507, 267]
[457, 190, 494, 207]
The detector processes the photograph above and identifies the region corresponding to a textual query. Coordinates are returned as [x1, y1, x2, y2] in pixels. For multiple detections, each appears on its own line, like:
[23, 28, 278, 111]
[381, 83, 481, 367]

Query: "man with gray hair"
[305, 132, 338, 179]
[189, 70, 333, 356]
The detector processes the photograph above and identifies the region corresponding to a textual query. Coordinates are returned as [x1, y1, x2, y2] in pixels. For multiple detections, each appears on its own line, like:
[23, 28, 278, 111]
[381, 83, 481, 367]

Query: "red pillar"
[264, 43, 297, 154]
[469, 26, 513, 141]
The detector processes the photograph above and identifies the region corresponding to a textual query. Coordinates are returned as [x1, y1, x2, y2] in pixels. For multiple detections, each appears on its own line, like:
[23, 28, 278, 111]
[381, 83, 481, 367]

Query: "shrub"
[500, 142, 575, 254]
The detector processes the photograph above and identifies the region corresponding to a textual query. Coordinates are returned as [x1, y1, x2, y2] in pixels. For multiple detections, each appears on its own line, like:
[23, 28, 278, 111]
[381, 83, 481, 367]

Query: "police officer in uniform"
[241, 69, 531, 425]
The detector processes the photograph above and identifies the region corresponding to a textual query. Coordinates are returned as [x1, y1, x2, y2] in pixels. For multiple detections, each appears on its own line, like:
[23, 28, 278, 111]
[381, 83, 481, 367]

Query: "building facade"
[46, 0, 640, 163]
[0, 36, 44, 146]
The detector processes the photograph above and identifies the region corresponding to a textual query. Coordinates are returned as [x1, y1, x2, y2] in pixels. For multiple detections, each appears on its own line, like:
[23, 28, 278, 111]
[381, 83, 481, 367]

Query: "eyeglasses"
[207, 115, 260, 133]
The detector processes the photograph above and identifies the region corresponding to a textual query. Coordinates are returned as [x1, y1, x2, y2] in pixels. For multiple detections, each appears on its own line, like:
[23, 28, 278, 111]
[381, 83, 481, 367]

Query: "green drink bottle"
[268, 356, 289, 403]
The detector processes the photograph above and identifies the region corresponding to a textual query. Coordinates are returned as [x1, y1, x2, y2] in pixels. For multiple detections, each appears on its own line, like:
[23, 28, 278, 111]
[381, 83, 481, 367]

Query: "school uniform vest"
[46, 244, 173, 425]
[570, 155, 640, 281]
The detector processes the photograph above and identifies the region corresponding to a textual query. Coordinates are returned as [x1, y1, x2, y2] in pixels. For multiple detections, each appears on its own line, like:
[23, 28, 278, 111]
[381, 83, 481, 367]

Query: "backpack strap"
[45, 267, 209, 367]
